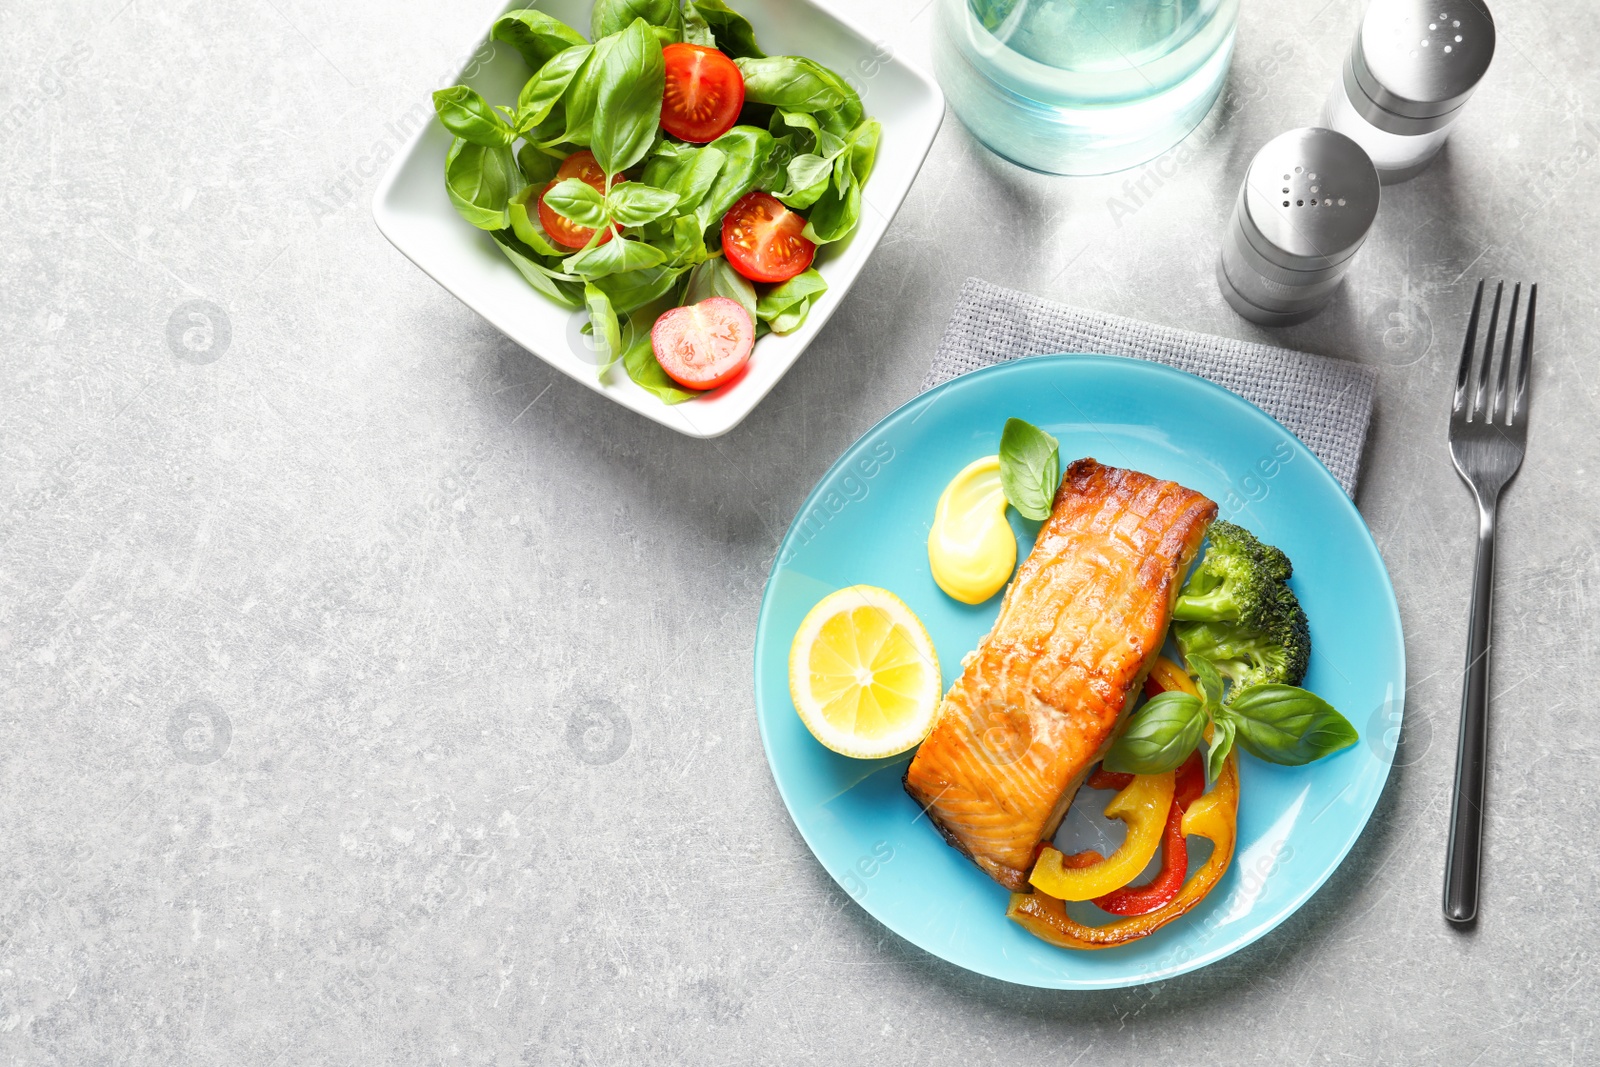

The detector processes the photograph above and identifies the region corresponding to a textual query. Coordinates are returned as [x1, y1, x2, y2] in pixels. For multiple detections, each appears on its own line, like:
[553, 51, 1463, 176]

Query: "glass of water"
[934, 0, 1240, 175]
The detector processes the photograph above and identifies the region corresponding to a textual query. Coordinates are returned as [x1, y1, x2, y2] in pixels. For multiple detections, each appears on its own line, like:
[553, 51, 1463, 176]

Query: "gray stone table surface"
[4, 0, 1598, 1063]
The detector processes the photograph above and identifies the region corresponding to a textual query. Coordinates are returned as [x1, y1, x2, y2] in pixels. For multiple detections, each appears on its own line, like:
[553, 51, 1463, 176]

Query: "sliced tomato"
[537, 149, 626, 250]
[555, 149, 608, 186]
[721, 191, 816, 284]
[651, 297, 754, 390]
[661, 43, 745, 143]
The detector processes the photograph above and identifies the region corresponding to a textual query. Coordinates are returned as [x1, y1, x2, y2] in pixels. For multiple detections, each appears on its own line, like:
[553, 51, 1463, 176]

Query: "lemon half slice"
[788, 586, 942, 758]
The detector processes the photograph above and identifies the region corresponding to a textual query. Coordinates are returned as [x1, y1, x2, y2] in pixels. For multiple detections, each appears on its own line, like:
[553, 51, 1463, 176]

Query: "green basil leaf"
[516, 44, 591, 132]
[642, 142, 727, 215]
[736, 56, 848, 112]
[433, 86, 515, 147]
[1221, 685, 1360, 766]
[811, 66, 864, 134]
[585, 283, 625, 377]
[1189, 654, 1225, 710]
[681, 3, 717, 48]
[685, 257, 757, 324]
[592, 264, 688, 314]
[699, 125, 774, 229]
[1103, 692, 1207, 775]
[542, 177, 609, 229]
[492, 230, 583, 308]
[523, 107, 569, 149]
[444, 138, 523, 230]
[623, 311, 700, 403]
[772, 109, 846, 159]
[756, 268, 827, 317]
[766, 304, 807, 335]
[997, 417, 1060, 521]
[844, 119, 878, 174]
[658, 213, 714, 269]
[564, 235, 669, 279]
[606, 183, 680, 227]
[516, 145, 560, 187]
[809, 190, 864, 245]
[1205, 717, 1236, 785]
[492, 9, 588, 69]
[803, 119, 878, 245]
[756, 268, 827, 335]
[752, 132, 795, 192]
[687, 0, 765, 58]
[557, 35, 610, 146]
[592, 0, 682, 40]
[591, 19, 666, 178]
[770, 107, 811, 144]
[508, 187, 569, 256]
[775, 153, 834, 210]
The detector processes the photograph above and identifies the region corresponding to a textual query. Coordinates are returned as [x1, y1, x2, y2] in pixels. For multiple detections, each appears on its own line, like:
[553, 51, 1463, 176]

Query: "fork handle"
[1444, 496, 1498, 925]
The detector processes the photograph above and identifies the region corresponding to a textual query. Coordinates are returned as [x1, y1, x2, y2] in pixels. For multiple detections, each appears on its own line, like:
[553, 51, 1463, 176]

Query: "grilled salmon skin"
[903, 458, 1216, 890]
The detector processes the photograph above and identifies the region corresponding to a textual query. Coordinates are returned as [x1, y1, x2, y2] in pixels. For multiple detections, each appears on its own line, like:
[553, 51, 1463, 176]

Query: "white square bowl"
[373, 0, 944, 438]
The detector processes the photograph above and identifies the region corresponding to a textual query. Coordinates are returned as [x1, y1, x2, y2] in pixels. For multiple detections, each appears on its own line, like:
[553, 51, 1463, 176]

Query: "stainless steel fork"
[1443, 279, 1538, 925]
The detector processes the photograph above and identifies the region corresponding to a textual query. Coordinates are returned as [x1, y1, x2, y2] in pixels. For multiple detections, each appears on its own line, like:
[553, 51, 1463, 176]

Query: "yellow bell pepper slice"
[1029, 770, 1175, 901]
[1007, 747, 1240, 949]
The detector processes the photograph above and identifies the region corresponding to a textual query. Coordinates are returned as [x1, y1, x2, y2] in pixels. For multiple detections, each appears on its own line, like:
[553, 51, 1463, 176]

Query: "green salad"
[433, 0, 881, 403]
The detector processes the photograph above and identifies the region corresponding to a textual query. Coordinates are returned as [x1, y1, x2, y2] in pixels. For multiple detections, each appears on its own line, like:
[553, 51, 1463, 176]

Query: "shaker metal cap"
[1241, 128, 1380, 272]
[1353, 0, 1495, 121]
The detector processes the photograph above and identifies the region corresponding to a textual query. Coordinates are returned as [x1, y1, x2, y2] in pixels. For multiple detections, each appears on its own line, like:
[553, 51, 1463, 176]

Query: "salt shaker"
[1322, 0, 1495, 184]
[1217, 128, 1381, 327]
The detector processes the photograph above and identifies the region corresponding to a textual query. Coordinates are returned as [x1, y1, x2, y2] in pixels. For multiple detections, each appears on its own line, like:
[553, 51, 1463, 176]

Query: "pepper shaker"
[1217, 128, 1381, 327]
[1322, 0, 1495, 184]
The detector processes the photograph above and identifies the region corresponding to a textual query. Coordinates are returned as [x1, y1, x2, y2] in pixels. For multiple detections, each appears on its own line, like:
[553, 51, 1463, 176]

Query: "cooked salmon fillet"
[903, 458, 1216, 890]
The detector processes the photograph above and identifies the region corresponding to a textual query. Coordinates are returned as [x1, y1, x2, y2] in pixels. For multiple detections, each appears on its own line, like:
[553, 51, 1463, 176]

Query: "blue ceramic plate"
[753, 355, 1404, 989]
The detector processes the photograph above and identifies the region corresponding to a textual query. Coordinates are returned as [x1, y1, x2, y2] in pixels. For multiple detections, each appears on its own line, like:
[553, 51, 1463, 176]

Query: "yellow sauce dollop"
[928, 455, 1017, 605]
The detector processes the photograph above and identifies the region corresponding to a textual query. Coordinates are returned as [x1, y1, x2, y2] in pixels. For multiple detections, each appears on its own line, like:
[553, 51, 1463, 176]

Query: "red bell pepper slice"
[1092, 752, 1205, 915]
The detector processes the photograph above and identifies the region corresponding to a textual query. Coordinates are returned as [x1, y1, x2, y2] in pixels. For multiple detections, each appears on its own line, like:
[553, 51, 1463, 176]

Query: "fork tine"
[1454, 279, 1485, 414]
[1513, 283, 1537, 426]
[1492, 283, 1520, 425]
[1473, 282, 1503, 421]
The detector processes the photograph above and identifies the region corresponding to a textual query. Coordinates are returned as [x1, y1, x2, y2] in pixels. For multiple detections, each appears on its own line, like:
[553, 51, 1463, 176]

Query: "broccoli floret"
[1171, 522, 1288, 628]
[1175, 587, 1309, 688]
[1172, 525, 1310, 689]
[1255, 540, 1293, 584]
[1271, 582, 1311, 668]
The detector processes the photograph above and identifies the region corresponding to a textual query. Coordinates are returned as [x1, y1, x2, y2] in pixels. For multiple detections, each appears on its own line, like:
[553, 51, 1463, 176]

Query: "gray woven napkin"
[922, 278, 1378, 496]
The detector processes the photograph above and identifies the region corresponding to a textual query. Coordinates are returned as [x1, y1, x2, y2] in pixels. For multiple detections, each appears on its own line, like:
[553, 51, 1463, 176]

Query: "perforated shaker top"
[1355, 0, 1495, 119]
[1241, 128, 1381, 271]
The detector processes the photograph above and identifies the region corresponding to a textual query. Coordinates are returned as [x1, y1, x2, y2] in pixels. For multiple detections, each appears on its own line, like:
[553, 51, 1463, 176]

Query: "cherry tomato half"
[720, 191, 816, 284]
[537, 149, 626, 250]
[556, 149, 608, 187]
[661, 43, 745, 144]
[651, 297, 755, 391]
